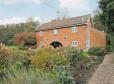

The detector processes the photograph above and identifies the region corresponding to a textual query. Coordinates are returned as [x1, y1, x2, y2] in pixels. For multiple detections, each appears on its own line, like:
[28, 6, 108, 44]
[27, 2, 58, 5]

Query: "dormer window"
[71, 26, 77, 33]
[39, 31, 43, 36]
[53, 29, 58, 35]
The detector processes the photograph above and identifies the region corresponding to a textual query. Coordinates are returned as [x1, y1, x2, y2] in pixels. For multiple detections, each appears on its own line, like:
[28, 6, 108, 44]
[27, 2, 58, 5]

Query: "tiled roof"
[36, 14, 91, 31]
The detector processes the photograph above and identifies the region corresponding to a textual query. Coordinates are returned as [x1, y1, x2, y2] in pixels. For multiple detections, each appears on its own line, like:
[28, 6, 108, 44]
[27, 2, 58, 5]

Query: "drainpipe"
[86, 17, 91, 50]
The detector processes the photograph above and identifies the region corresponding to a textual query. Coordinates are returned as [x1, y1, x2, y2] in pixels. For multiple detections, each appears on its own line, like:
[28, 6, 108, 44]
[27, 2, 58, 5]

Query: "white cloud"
[4, 0, 41, 5]
[59, 0, 91, 11]
[0, 16, 41, 25]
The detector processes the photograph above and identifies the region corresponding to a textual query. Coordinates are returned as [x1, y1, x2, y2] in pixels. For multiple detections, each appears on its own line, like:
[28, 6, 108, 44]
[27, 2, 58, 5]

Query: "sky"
[0, 0, 99, 25]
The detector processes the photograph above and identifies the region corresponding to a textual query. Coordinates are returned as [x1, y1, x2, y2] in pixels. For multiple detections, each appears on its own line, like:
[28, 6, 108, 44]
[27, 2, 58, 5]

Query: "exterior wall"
[36, 25, 87, 49]
[36, 18, 106, 49]
[90, 28, 106, 47]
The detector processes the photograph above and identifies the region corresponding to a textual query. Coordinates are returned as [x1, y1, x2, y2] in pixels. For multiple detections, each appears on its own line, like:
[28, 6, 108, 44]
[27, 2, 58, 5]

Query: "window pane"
[72, 41, 78, 47]
[53, 29, 58, 35]
[71, 27, 77, 33]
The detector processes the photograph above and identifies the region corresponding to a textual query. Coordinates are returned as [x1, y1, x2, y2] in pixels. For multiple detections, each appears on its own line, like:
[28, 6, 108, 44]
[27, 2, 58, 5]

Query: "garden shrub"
[63, 47, 92, 83]
[64, 47, 85, 67]
[11, 49, 31, 70]
[107, 33, 114, 53]
[88, 47, 105, 56]
[64, 47, 85, 71]
[0, 44, 11, 70]
[111, 37, 114, 52]
[2, 68, 58, 84]
[55, 65, 75, 84]
[29, 47, 68, 70]
[106, 45, 111, 52]
[15, 32, 36, 48]
[1, 47, 75, 84]
[18, 43, 28, 50]
[80, 50, 89, 58]
[0, 46, 103, 84]
[28, 47, 76, 84]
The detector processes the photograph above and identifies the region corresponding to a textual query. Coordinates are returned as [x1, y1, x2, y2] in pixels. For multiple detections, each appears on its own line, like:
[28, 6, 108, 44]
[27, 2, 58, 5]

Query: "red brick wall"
[90, 28, 106, 47]
[36, 21, 106, 49]
[86, 17, 106, 49]
[36, 25, 87, 49]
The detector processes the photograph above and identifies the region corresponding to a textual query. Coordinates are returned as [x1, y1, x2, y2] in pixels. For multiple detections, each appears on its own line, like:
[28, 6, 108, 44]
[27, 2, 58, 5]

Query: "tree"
[99, 0, 114, 33]
[25, 17, 39, 32]
[93, 10, 105, 31]
[98, 0, 114, 52]
[15, 32, 36, 47]
[0, 18, 39, 46]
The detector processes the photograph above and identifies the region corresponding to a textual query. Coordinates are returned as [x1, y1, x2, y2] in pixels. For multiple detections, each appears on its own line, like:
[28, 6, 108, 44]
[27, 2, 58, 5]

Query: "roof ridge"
[71, 14, 91, 18]
[36, 14, 91, 31]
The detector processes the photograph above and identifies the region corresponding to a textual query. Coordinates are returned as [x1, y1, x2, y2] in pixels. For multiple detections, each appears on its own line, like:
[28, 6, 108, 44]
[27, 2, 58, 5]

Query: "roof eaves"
[36, 23, 87, 32]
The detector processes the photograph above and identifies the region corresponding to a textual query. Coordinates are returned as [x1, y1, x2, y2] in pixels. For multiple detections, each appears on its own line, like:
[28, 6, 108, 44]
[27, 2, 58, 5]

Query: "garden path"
[88, 53, 114, 84]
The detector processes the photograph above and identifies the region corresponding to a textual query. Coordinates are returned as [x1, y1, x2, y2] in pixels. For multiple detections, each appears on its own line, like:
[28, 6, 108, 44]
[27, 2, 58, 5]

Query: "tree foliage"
[98, 0, 114, 33]
[0, 18, 39, 46]
[15, 32, 36, 47]
[93, 10, 105, 31]
[98, 0, 114, 52]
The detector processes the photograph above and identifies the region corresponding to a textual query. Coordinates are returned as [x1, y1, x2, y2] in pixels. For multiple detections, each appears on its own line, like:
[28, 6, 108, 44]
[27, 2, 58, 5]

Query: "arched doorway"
[50, 41, 63, 48]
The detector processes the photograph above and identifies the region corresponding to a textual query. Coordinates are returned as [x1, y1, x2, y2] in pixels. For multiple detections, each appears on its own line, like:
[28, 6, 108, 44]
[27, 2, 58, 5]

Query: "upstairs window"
[39, 31, 43, 36]
[71, 26, 77, 33]
[53, 29, 58, 35]
[72, 41, 78, 47]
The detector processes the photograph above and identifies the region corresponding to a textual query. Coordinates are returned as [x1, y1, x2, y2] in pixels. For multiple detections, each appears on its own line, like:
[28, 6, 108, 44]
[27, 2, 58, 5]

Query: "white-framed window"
[53, 29, 58, 35]
[71, 26, 77, 33]
[72, 41, 78, 47]
[39, 31, 43, 36]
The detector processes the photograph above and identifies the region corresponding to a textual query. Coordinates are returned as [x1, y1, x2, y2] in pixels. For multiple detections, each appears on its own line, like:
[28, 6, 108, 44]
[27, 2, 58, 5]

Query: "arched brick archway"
[50, 41, 63, 48]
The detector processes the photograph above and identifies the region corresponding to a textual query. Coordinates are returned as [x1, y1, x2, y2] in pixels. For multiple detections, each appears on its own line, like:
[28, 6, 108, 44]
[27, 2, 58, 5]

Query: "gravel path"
[103, 54, 114, 64]
[88, 54, 114, 84]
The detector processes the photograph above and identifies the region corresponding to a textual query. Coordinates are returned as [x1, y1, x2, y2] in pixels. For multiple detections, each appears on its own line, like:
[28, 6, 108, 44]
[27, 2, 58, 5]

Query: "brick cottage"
[36, 14, 106, 50]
